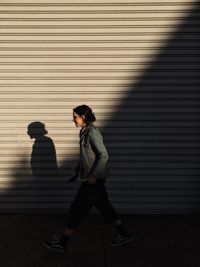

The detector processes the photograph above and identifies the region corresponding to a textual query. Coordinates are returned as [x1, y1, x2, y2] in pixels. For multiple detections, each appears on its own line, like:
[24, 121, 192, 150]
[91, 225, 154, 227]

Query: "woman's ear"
[82, 115, 86, 121]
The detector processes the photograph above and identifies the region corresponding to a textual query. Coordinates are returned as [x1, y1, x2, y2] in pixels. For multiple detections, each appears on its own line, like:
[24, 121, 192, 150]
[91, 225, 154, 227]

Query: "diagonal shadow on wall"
[1, 1, 199, 214]
[99, 2, 200, 214]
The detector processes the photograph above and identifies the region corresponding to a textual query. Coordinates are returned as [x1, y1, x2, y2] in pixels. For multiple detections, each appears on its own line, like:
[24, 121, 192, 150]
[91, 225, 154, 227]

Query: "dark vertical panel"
[104, 1, 200, 213]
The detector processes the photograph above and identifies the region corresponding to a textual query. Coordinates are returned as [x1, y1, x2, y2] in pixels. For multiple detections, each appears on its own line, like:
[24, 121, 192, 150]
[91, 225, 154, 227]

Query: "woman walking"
[43, 105, 132, 253]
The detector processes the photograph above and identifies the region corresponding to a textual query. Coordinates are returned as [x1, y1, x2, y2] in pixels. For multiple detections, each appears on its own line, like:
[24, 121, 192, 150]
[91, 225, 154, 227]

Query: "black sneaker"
[43, 239, 65, 253]
[109, 234, 133, 247]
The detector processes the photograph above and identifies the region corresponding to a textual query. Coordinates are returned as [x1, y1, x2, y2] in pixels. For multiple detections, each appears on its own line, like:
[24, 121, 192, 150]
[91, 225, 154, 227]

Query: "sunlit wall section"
[0, 0, 198, 213]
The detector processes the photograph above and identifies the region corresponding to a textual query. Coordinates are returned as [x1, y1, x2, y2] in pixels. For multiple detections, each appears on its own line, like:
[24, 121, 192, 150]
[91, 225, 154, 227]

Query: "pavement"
[0, 214, 199, 267]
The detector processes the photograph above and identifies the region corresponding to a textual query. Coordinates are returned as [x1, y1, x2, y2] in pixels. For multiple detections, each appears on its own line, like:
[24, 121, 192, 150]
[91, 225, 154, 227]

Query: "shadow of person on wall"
[25, 121, 68, 212]
[27, 121, 60, 180]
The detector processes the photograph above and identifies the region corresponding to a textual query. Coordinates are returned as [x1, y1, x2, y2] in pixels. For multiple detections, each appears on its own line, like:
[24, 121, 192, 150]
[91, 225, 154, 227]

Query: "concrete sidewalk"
[0, 214, 199, 267]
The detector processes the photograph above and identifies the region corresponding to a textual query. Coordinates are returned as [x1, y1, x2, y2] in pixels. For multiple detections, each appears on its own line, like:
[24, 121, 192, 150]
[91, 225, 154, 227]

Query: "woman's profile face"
[73, 112, 86, 128]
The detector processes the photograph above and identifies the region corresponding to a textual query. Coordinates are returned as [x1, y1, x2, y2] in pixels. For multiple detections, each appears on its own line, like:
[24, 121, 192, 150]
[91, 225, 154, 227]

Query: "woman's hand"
[87, 176, 97, 184]
[67, 176, 77, 183]
[68, 164, 80, 183]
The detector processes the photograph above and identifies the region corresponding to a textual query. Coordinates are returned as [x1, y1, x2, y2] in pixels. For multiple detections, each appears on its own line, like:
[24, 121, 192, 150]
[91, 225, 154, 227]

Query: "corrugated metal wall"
[0, 0, 199, 214]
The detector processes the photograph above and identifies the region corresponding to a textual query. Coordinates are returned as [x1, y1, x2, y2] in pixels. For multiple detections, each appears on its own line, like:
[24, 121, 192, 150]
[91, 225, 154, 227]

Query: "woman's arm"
[87, 128, 109, 179]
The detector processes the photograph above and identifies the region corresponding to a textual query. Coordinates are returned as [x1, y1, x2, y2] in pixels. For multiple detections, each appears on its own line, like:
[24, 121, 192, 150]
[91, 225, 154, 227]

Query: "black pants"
[67, 179, 120, 229]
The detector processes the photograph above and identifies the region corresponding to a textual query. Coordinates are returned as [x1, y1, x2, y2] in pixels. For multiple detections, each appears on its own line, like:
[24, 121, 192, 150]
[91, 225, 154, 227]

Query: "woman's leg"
[93, 180, 120, 223]
[60, 181, 100, 247]
[66, 182, 95, 229]
[44, 182, 95, 251]
[94, 180, 132, 243]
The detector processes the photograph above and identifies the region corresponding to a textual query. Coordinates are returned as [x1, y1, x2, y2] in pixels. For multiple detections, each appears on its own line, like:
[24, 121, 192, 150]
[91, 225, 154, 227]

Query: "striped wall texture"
[0, 0, 199, 214]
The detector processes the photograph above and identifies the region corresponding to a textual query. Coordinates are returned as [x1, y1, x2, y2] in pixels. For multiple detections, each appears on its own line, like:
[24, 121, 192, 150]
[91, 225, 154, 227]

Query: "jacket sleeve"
[88, 128, 109, 177]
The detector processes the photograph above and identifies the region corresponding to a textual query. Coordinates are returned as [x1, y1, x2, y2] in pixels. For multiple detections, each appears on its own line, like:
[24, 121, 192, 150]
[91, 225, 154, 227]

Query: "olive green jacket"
[77, 123, 109, 180]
